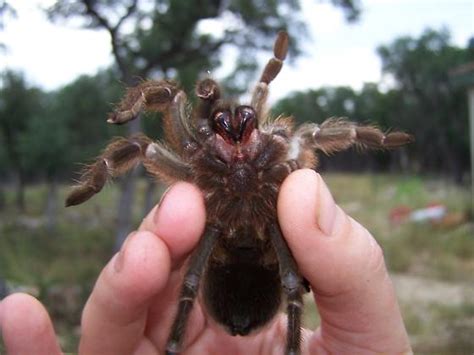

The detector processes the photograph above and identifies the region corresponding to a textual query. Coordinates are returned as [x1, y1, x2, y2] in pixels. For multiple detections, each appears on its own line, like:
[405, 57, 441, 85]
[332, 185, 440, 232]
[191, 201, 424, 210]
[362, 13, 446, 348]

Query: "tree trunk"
[390, 149, 409, 173]
[0, 184, 5, 211]
[113, 118, 141, 251]
[114, 168, 139, 251]
[45, 177, 58, 232]
[15, 170, 26, 212]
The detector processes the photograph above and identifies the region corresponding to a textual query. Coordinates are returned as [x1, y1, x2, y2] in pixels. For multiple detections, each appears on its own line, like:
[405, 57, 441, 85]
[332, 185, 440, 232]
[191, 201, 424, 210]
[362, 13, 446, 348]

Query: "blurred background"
[0, 0, 473, 352]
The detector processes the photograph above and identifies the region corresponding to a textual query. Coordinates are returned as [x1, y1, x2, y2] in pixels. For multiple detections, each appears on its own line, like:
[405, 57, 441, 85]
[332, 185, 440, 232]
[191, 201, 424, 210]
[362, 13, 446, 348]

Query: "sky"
[0, 0, 473, 100]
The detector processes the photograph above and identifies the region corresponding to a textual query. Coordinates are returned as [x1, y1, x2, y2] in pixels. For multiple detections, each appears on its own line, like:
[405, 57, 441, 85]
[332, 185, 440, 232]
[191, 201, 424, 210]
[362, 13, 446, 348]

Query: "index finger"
[140, 182, 207, 268]
[79, 182, 206, 355]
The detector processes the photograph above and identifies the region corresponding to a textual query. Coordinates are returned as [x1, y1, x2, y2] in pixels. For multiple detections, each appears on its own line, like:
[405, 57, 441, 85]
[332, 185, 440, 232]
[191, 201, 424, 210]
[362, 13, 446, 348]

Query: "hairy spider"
[66, 32, 413, 355]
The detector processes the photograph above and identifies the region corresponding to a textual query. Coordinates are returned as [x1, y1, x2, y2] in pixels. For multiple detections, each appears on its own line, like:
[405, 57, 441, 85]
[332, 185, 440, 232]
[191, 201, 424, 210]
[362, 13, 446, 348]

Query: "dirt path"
[392, 273, 474, 306]
[391, 273, 474, 353]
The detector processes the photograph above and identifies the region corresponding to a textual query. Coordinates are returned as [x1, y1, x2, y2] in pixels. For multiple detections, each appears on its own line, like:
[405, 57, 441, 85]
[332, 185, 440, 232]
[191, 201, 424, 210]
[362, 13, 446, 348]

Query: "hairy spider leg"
[251, 31, 289, 123]
[107, 80, 180, 125]
[65, 134, 191, 206]
[65, 134, 151, 207]
[268, 223, 305, 355]
[168, 91, 199, 155]
[166, 225, 221, 355]
[66, 80, 201, 206]
[106, 80, 199, 156]
[65, 80, 200, 207]
[292, 118, 415, 158]
[192, 78, 222, 140]
[194, 78, 221, 119]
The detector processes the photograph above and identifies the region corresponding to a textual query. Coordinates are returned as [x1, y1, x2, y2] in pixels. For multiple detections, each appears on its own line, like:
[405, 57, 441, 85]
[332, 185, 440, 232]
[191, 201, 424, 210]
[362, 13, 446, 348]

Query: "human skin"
[0, 169, 412, 354]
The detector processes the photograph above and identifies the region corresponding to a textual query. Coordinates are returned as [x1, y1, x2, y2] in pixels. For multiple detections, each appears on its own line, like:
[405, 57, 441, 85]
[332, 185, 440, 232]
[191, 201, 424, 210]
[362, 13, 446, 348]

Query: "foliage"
[377, 28, 474, 180]
[48, 70, 124, 166]
[273, 28, 474, 178]
[0, 71, 41, 175]
[329, 0, 361, 22]
[46, 0, 359, 91]
[273, 85, 402, 171]
[273, 86, 357, 124]
[0, 0, 16, 50]
[47, 0, 299, 86]
[0, 70, 122, 182]
[17, 94, 69, 178]
[0, 0, 15, 28]
[0, 71, 44, 209]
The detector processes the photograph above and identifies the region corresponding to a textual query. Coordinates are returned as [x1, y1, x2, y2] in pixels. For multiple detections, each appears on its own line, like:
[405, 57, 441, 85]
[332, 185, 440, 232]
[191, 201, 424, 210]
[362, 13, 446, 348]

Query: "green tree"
[0, 132, 7, 210]
[47, 0, 361, 247]
[273, 86, 394, 171]
[0, 0, 15, 27]
[273, 87, 357, 125]
[378, 28, 474, 180]
[51, 71, 123, 164]
[17, 92, 68, 230]
[275, 29, 474, 177]
[0, 0, 16, 51]
[0, 71, 43, 211]
[17, 71, 122, 229]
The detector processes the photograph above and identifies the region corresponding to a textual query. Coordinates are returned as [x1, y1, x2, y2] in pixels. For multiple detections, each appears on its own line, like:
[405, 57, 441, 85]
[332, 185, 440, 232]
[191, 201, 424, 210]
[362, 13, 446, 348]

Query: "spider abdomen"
[203, 236, 282, 336]
[203, 261, 282, 336]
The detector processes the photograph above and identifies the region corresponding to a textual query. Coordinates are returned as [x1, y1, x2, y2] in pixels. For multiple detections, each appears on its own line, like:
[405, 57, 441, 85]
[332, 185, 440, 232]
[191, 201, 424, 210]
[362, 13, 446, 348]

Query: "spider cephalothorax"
[66, 32, 413, 355]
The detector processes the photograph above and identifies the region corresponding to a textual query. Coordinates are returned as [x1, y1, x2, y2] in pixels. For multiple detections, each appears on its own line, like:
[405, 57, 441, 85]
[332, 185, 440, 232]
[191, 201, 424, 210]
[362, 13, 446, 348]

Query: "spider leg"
[251, 31, 289, 123]
[107, 80, 198, 155]
[261, 160, 300, 185]
[193, 78, 221, 140]
[65, 134, 191, 206]
[107, 80, 180, 125]
[144, 141, 192, 183]
[166, 225, 221, 355]
[195, 78, 221, 119]
[294, 118, 414, 156]
[268, 223, 305, 355]
[168, 91, 199, 155]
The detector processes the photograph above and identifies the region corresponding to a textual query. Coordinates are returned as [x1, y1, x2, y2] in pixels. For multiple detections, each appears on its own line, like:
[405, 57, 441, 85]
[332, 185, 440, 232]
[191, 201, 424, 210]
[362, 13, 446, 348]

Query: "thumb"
[278, 169, 411, 353]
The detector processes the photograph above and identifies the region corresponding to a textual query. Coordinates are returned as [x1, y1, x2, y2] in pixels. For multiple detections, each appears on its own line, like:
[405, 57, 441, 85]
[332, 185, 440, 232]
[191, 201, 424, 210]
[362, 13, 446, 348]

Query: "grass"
[1, 174, 473, 352]
[0, 179, 164, 350]
[324, 173, 473, 282]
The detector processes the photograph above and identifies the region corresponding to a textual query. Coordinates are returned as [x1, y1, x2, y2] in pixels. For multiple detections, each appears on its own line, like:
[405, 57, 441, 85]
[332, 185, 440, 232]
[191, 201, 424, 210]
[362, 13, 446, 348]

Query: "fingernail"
[114, 231, 137, 272]
[315, 174, 339, 236]
[153, 185, 173, 225]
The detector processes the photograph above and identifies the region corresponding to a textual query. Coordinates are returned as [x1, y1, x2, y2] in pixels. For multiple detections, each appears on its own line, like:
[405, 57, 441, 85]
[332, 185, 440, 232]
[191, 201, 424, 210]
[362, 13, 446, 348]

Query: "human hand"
[0, 169, 411, 354]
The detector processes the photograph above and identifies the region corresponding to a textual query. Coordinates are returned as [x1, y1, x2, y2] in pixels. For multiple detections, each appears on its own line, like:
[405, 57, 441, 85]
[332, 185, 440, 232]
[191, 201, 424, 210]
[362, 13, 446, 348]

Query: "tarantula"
[66, 32, 413, 355]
